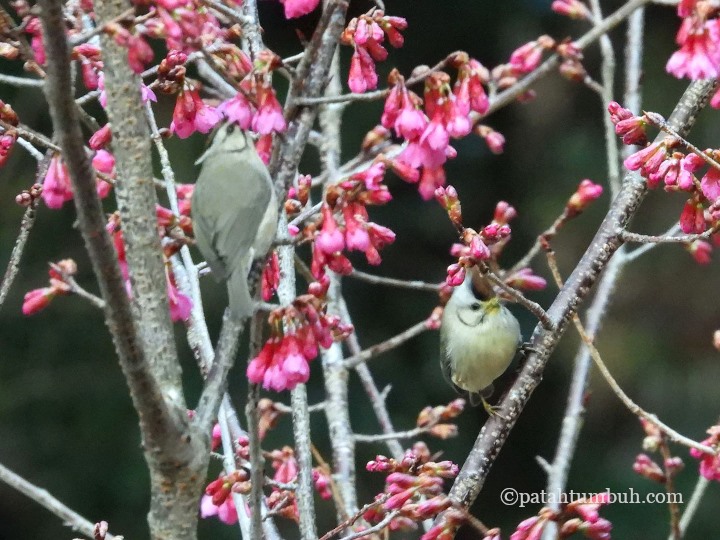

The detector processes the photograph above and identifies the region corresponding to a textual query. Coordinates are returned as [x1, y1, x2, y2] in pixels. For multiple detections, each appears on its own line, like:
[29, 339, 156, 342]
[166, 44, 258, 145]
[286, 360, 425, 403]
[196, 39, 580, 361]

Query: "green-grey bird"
[192, 123, 278, 318]
[440, 273, 521, 414]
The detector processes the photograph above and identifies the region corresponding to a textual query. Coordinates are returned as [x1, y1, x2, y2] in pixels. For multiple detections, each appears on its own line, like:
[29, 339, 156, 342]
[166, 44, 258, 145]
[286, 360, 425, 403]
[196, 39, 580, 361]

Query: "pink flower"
[316, 205, 345, 255]
[690, 426, 720, 481]
[93, 150, 116, 199]
[89, 124, 112, 150]
[680, 199, 706, 233]
[313, 468, 332, 499]
[170, 88, 221, 139]
[623, 141, 667, 175]
[633, 453, 666, 483]
[348, 46, 378, 93]
[22, 287, 55, 315]
[510, 515, 548, 540]
[251, 84, 287, 134]
[211, 423, 222, 451]
[567, 179, 603, 215]
[262, 251, 280, 301]
[509, 40, 544, 74]
[200, 494, 238, 525]
[506, 268, 547, 291]
[218, 92, 254, 129]
[42, 154, 73, 209]
[247, 334, 312, 392]
[687, 239, 712, 264]
[701, 166, 720, 203]
[0, 129, 17, 167]
[167, 280, 192, 322]
[278, 0, 320, 19]
[552, 0, 590, 19]
[666, 18, 720, 80]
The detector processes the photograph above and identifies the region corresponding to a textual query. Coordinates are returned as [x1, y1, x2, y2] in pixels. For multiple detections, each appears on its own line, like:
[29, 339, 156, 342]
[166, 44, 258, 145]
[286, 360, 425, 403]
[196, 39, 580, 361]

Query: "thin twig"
[0, 197, 41, 312]
[620, 226, 718, 244]
[0, 462, 121, 540]
[483, 269, 554, 330]
[544, 247, 716, 455]
[354, 426, 436, 443]
[343, 319, 430, 369]
[318, 495, 391, 540]
[657, 439, 681, 539]
[675, 476, 709, 538]
[349, 270, 441, 293]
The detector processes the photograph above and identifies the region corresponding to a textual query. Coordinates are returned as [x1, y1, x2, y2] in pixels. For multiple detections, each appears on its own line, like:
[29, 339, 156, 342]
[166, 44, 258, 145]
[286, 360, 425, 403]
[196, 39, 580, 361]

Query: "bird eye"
[470, 303, 481, 311]
[226, 123, 236, 134]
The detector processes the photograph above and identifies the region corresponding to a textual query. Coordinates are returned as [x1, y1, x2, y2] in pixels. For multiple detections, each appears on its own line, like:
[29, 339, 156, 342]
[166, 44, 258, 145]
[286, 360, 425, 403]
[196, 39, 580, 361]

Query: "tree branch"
[441, 79, 718, 513]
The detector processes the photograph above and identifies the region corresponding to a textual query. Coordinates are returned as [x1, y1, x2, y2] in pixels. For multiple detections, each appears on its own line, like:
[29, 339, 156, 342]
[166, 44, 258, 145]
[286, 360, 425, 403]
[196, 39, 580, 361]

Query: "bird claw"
[482, 397, 509, 421]
[519, 342, 540, 358]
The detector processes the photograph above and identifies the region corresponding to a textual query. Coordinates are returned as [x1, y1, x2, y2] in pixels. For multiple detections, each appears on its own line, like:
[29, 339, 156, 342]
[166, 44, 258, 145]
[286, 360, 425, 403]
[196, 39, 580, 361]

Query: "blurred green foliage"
[1, 1, 720, 539]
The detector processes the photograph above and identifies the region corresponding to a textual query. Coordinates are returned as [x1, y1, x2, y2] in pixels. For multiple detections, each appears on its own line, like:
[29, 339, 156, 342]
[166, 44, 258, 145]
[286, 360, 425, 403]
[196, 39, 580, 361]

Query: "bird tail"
[227, 267, 253, 319]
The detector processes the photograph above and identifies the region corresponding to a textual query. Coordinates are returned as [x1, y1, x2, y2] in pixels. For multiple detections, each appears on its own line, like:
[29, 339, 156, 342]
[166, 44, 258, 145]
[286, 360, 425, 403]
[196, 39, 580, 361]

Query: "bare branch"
[0, 461, 122, 540]
[348, 270, 441, 293]
[344, 319, 430, 369]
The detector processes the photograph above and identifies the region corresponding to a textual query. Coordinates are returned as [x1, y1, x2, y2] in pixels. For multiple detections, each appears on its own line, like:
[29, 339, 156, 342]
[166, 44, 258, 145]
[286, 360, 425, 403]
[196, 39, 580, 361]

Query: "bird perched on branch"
[440, 271, 521, 416]
[192, 123, 278, 318]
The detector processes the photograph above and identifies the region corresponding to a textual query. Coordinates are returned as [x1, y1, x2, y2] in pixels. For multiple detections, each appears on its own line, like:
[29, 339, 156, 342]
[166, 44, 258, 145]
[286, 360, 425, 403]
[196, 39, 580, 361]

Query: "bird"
[191, 123, 278, 318]
[440, 272, 521, 416]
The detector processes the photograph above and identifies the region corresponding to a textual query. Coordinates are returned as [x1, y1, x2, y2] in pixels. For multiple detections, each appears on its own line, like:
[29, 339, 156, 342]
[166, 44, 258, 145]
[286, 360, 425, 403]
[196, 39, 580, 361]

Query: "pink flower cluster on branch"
[341, 10, 407, 93]
[22, 259, 76, 315]
[690, 425, 720, 481]
[364, 442, 460, 537]
[286, 164, 395, 279]
[509, 492, 612, 540]
[416, 398, 465, 439]
[381, 54, 492, 199]
[247, 284, 353, 392]
[610, 102, 720, 258]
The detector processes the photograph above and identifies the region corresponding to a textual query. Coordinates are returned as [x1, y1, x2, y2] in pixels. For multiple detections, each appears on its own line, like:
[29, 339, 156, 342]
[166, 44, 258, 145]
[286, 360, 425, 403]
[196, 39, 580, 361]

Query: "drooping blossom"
[666, 17, 720, 80]
[341, 12, 407, 93]
[247, 290, 352, 392]
[278, 0, 320, 19]
[42, 154, 73, 209]
[170, 87, 222, 139]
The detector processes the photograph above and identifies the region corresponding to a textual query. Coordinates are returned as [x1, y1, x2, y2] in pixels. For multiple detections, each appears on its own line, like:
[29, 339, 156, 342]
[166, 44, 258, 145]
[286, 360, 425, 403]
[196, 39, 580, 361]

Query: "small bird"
[192, 123, 278, 318]
[440, 272, 521, 415]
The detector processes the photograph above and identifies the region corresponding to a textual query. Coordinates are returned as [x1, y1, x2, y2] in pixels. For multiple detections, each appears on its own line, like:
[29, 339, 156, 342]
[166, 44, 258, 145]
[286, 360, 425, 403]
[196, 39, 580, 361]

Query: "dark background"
[1, 0, 720, 538]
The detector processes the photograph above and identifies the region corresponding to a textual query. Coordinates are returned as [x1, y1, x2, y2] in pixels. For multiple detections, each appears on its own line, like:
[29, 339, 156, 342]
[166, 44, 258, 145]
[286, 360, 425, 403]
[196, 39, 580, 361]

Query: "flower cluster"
[381, 54, 491, 199]
[416, 398, 465, 439]
[260, 446, 332, 522]
[440, 196, 513, 286]
[22, 259, 76, 316]
[690, 425, 720, 481]
[609, 102, 720, 257]
[364, 442, 459, 537]
[341, 10, 407, 93]
[666, 1, 720, 81]
[247, 285, 353, 392]
[201, 469, 251, 525]
[41, 150, 118, 210]
[288, 163, 394, 279]
[509, 493, 612, 540]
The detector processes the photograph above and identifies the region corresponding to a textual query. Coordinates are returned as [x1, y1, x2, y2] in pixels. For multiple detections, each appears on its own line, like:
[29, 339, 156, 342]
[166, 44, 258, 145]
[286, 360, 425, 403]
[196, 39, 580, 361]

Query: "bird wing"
[193, 157, 272, 279]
